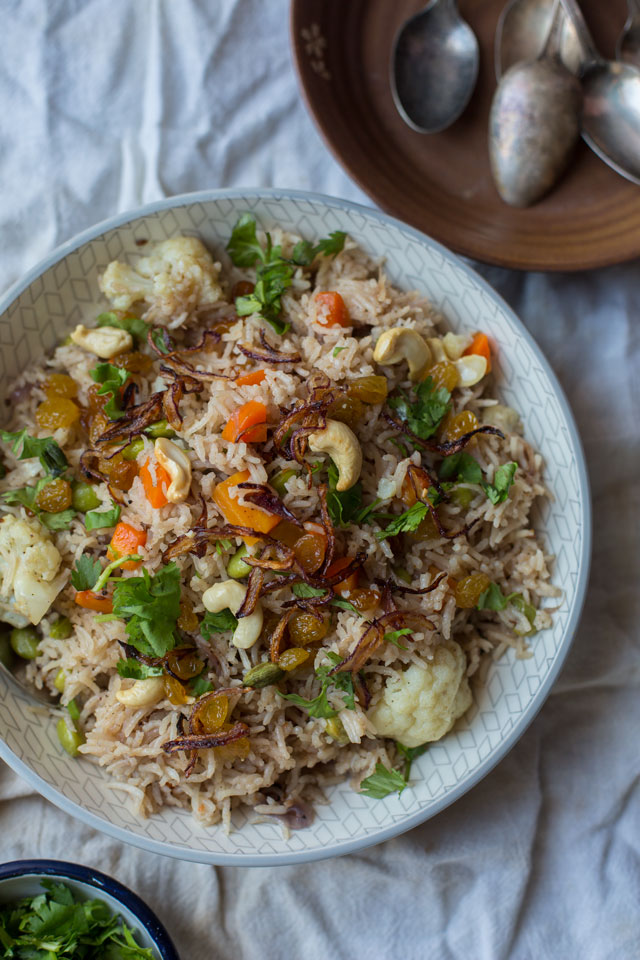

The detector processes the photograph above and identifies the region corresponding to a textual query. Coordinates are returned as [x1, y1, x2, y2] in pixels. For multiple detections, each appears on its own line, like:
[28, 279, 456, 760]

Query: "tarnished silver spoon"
[489, 0, 582, 206]
[495, 0, 584, 79]
[616, 0, 640, 67]
[391, 0, 479, 133]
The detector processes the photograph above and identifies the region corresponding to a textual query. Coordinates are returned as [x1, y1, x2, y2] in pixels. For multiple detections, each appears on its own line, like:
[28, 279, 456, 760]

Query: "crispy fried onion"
[273, 374, 346, 481]
[236, 482, 302, 526]
[383, 411, 504, 456]
[236, 330, 301, 365]
[387, 571, 447, 596]
[269, 609, 294, 662]
[329, 610, 435, 677]
[147, 327, 234, 381]
[405, 464, 477, 541]
[162, 721, 249, 757]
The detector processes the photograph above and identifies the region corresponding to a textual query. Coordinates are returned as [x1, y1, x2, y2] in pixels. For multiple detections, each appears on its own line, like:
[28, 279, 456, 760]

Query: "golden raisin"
[455, 573, 491, 609]
[101, 455, 138, 492]
[400, 472, 431, 506]
[288, 611, 329, 647]
[36, 398, 80, 430]
[427, 361, 459, 393]
[114, 351, 153, 374]
[177, 600, 199, 633]
[347, 588, 381, 614]
[271, 521, 303, 548]
[277, 647, 311, 672]
[44, 374, 78, 398]
[163, 675, 189, 705]
[196, 694, 229, 733]
[166, 649, 204, 680]
[328, 395, 363, 429]
[294, 534, 326, 575]
[214, 723, 251, 761]
[348, 375, 388, 405]
[441, 410, 479, 442]
[35, 477, 73, 513]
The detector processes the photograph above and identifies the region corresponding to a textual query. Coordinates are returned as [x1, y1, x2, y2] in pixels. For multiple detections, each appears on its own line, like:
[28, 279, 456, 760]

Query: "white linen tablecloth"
[1, 2, 638, 957]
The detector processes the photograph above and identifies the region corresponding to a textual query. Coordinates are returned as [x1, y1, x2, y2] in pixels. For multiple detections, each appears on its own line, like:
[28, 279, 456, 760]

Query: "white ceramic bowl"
[0, 189, 590, 866]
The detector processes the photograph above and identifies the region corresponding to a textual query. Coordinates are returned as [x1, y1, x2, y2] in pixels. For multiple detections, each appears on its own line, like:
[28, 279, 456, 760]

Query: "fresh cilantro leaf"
[482, 461, 518, 505]
[2, 481, 76, 530]
[90, 362, 129, 419]
[330, 597, 361, 615]
[291, 230, 347, 265]
[235, 259, 294, 335]
[117, 658, 163, 680]
[352, 497, 383, 525]
[71, 554, 102, 591]
[215, 538, 233, 555]
[200, 608, 238, 639]
[477, 581, 536, 635]
[359, 761, 407, 799]
[510, 595, 537, 634]
[85, 501, 121, 530]
[226, 213, 267, 267]
[383, 627, 412, 650]
[316, 651, 356, 710]
[439, 451, 483, 484]
[332, 346, 346, 357]
[0, 428, 68, 476]
[96, 311, 150, 341]
[326, 459, 363, 527]
[278, 686, 338, 718]
[279, 651, 355, 717]
[189, 673, 214, 696]
[388, 377, 451, 440]
[292, 583, 327, 599]
[376, 502, 428, 540]
[111, 563, 181, 657]
[396, 742, 428, 780]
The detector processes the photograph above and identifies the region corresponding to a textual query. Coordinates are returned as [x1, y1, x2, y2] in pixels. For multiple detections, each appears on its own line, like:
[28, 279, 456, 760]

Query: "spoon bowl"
[391, 0, 479, 133]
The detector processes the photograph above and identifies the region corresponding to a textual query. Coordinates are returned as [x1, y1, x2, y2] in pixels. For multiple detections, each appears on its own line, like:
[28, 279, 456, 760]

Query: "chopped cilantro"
[70, 555, 102, 591]
[116, 658, 163, 680]
[200, 608, 238, 638]
[90, 362, 129, 419]
[111, 562, 181, 657]
[483, 461, 518, 504]
[477, 581, 536, 635]
[388, 376, 451, 440]
[279, 651, 355, 718]
[383, 627, 412, 650]
[96, 311, 150, 341]
[0, 428, 68, 476]
[291, 231, 346, 265]
[439, 451, 483, 484]
[2, 484, 75, 530]
[332, 346, 346, 357]
[85, 501, 121, 530]
[189, 673, 214, 696]
[396, 742, 429, 780]
[359, 762, 407, 799]
[375, 502, 428, 540]
[292, 583, 326, 599]
[326, 460, 363, 527]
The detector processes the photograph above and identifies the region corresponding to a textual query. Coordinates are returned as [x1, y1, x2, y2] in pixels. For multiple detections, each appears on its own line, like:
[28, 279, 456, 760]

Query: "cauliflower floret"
[368, 642, 472, 747]
[0, 515, 66, 626]
[99, 236, 223, 327]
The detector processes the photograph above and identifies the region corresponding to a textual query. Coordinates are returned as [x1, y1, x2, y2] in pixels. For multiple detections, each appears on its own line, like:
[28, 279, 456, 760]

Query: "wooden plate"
[291, 0, 640, 271]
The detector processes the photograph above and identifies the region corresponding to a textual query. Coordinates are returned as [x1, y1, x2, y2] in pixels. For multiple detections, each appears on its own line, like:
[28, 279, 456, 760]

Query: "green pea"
[49, 616, 72, 640]
[270, 468, 297, 497]
[449, 486, 474, 509]
[145, 419, 176, 439]
[122, 438, 144, 461]
[392, 566, 412, 584]
[72, 483, 101, 512]
[10, 626, 40, 660]
[226, 544, 252, 580]
[56, 717, 85, 757]
[54, 668, 66, 693]
[0, 633, 14, 669]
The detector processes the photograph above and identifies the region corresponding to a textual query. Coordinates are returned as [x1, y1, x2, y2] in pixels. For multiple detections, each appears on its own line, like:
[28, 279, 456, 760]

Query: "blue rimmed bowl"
[0, 860, 179, 959]
[0, 188, 591, 866]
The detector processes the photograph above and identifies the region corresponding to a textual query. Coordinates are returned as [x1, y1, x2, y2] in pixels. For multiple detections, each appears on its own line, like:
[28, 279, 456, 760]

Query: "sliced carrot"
[235, 369, 266, 387]
[140, 457, 170, 508]
[325, 556, 359, 596]
[213, 469, 280, 545]
[221, 401, 268, 443]
[107, 521, 147, 569]
[463, 332, 492, 373]
[315, 291, 350, 328]
[74, 590, 113, 613]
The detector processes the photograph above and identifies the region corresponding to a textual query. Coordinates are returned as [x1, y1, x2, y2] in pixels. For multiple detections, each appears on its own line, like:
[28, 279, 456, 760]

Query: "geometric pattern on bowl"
[0, 190, 591, 865]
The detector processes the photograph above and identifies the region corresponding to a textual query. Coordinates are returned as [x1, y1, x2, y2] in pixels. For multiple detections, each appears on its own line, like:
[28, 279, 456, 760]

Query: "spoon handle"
[558, 0, 599, 65]
[628, 0, 640, 17]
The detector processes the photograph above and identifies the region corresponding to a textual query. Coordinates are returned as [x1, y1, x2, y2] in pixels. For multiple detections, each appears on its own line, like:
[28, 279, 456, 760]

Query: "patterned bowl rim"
[0, 188, 592, 866]
[0, 859, 180, 958]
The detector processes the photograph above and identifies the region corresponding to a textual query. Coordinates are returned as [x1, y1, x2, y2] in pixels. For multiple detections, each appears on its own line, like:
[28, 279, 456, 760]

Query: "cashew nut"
[307, 419, 362, 491]
[426, 337, 447, 364]
[154, 438, 192, 503]
[373, 328, 431, 382]
[453, 354, 488, 387]
[442, 332, 472, 361]
[116, 677, 166, 707]
[202, 579, 263, 649]
[70, 324, 133, 358]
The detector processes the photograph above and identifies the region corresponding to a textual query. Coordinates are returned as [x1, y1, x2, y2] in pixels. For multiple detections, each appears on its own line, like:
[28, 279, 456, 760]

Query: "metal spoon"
[617, 0, 640, 66]
[561, 0, 640, 183]
[489, 0, 582, 206]
[391, 0, 479, 133]
[495, 0, 584, 79]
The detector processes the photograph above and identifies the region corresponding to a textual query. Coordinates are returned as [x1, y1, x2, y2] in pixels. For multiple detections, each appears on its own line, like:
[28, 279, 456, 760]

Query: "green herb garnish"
[279, 651, 354, 718]
[200, 608, 238, 638]
[189, 673, 214, 696]
[111, 562, 181, 657]
[396, 742, 429, 780]
[383, 627, 412, 651]
[326, 460, 363, 527]
[388, 376, 451, 440]
[90, 362, 129, 419]
[482, 461, 518, 505]
[0, 428, 68, 476]
[439, 451, 483, 484]
[359, 762, 407, 799]
[477, 581, 536, 635]
[375, 502, 428, 540]
[116, 658, 164, 680]
[70, 555, 102, 591]
[85, 501, 121, 531]
[96, 311, 150, 341]
[291, 231, 346, 265]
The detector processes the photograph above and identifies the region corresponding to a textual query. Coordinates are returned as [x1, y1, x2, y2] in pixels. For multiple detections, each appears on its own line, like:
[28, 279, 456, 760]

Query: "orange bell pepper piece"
[74, 590, 113, 613]
[325, 556, 359, 595]
[462, 332, 492, 373]
[107, 521, 147, 569]
[315, 291, 350, 327]
[213, 469, 280, 545]
[235, 369, 266, 387]
[140, 457, 170, 508]
[221, 401, 268, 443]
